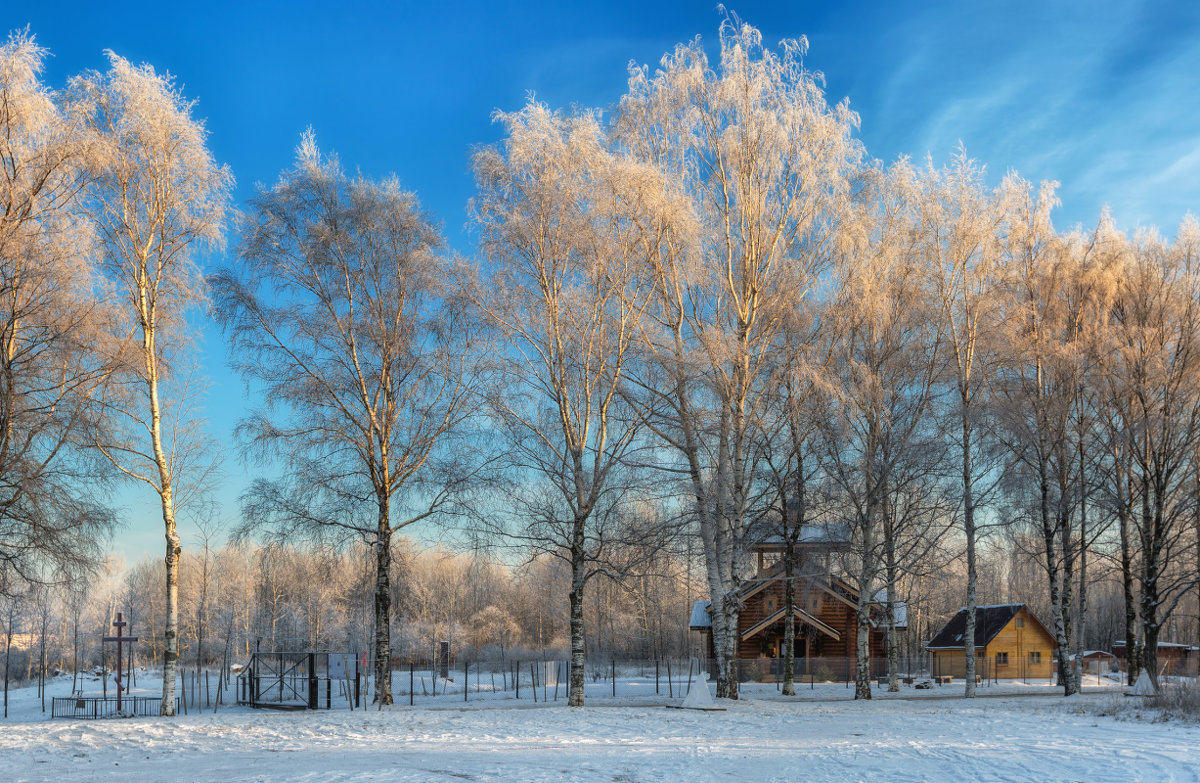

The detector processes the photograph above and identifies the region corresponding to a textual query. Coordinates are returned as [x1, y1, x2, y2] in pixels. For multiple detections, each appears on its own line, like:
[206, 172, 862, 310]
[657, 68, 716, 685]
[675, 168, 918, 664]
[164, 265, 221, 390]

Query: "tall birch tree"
[616, 19, 861, 698]
[472, 102, 657, 706]
[1, 32, 117, 588]
[992, 180, 1087, 696]
[922, 153, 1012, 697]
[822, 160, 942, 699]
[74, 53, 231, 715]
[1101, 219, 1200, 690]
[214, 134, 482, 706]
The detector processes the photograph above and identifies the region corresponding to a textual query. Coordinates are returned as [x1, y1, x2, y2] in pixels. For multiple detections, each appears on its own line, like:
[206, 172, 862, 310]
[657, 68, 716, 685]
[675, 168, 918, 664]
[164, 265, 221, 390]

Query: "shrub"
[1148, 681, 1200, 722]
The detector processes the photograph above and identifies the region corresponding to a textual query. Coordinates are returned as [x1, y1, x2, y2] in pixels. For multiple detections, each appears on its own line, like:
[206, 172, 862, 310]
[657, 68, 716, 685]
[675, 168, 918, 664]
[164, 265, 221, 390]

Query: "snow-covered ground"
[3, 672, 1198, 782]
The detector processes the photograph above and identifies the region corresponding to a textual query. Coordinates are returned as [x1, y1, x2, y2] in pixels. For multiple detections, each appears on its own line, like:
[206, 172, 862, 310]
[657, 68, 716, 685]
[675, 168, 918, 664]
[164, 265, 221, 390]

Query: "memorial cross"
[102, 613, 139, 712]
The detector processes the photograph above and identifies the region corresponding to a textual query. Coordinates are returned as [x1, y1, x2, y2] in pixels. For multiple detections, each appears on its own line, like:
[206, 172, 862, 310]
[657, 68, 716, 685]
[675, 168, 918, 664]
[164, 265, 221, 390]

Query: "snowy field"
[3, 673, 1199, 782]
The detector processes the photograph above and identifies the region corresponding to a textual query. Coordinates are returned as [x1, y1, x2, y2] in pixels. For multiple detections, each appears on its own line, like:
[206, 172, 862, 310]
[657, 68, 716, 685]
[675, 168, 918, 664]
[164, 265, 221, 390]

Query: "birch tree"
[0, 31, 117, 589]
[761, 305, 831, 697]
[73, 53, 231, 715]
[1101, 218, 1200, 690]
[616, 19, 861, 698]
[1094, 237, 1143, 685]
[991, 180, 1090, 696]
[821, 161, 942, 699]
[1055, 218, 1121, 693]
[922, 152, 1012, 696]
[472, 101, 656, 706]
[214, 134, 483, 706]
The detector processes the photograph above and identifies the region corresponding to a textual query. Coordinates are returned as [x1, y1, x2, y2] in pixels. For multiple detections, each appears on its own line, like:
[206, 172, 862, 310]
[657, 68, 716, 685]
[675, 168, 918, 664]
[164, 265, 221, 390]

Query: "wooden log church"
[689, 525, 903, 676]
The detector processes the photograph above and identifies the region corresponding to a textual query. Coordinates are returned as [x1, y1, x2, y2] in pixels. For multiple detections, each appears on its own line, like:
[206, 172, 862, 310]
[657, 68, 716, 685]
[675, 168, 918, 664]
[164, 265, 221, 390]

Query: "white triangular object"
[681, 672, 716, 709]
[1131, 668, 1157, 696]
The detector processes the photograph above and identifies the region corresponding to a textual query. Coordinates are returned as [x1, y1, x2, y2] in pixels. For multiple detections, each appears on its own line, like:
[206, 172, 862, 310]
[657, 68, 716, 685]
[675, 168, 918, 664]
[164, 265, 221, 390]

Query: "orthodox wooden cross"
[102, 613, 139, 712]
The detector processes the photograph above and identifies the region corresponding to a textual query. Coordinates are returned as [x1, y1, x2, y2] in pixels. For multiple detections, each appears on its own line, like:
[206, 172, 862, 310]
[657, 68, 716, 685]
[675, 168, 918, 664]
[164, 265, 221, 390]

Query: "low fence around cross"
[51, 695, 179, 719]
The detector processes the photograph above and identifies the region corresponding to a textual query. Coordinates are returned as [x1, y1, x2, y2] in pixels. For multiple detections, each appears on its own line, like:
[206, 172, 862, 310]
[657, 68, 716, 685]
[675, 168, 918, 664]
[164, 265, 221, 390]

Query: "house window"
[766, 599, 776, 612]
[1029, 651, 1041, 664]
[995, 652, 1009, 666]
[1015, 618, 1024, 628]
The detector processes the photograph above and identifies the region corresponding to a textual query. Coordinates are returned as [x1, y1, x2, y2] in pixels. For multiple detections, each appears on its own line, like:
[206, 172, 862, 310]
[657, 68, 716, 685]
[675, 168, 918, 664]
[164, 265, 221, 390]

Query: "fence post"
[410, 662, 414, 706]
[655, 660, 660, 695]
[307, 653, 318, 710]
[612, 659, 616, 697]
[464, 661, 469, 703]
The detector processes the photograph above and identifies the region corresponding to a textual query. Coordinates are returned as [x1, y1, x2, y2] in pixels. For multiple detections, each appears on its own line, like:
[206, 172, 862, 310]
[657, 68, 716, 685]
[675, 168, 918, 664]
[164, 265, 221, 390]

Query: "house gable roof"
[926, 604, 1048, 650]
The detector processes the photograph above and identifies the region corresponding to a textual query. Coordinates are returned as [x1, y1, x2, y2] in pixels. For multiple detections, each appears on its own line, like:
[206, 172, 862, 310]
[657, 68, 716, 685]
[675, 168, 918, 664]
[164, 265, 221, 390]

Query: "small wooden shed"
[926, 604, 1057, 680]
[1112, 641, 1198, 676]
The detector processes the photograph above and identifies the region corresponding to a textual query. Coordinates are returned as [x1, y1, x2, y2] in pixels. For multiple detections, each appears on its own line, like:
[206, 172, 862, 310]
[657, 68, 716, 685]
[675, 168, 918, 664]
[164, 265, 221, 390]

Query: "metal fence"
[373, 657, 699, 705]
[51, 695, 178, 719]
[357, 655, 985, 705]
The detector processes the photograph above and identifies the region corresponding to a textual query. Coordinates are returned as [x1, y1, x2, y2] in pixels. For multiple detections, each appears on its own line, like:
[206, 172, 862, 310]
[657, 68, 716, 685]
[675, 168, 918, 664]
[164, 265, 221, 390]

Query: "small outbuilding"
[1112, 641, 1198, 676]
[925, 604, 1057, 680]
[1074, 650, 1117, 669]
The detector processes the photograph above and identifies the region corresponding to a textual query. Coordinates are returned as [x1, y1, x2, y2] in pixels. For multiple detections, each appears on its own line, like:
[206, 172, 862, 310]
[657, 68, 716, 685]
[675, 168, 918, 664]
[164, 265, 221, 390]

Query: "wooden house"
[688, 525, 902, 679]
[926, 604, 1057, 680]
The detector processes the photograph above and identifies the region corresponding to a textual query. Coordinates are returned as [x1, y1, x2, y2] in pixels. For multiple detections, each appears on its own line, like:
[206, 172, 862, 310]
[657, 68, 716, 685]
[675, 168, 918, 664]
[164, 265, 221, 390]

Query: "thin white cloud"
[855, 1, 1199, 232]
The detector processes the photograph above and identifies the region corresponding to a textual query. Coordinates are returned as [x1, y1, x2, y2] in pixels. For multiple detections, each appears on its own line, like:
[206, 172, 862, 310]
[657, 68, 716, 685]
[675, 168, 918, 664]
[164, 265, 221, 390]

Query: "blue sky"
[5, 0, 1199, 564]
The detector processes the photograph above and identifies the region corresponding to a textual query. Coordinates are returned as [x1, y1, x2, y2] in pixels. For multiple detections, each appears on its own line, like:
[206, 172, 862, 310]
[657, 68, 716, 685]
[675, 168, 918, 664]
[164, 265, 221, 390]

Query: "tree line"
[2, 19, 1199, 711]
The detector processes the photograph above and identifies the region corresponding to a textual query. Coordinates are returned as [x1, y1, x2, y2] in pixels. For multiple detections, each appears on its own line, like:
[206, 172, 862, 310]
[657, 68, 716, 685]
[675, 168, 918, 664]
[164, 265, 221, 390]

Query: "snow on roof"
[872, 589, 907, 629]
[689, 600, 712, 630]
[1069, 650, 1116, 660]
[799, 523, 851, 543]
[755, 523, 851, 546]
